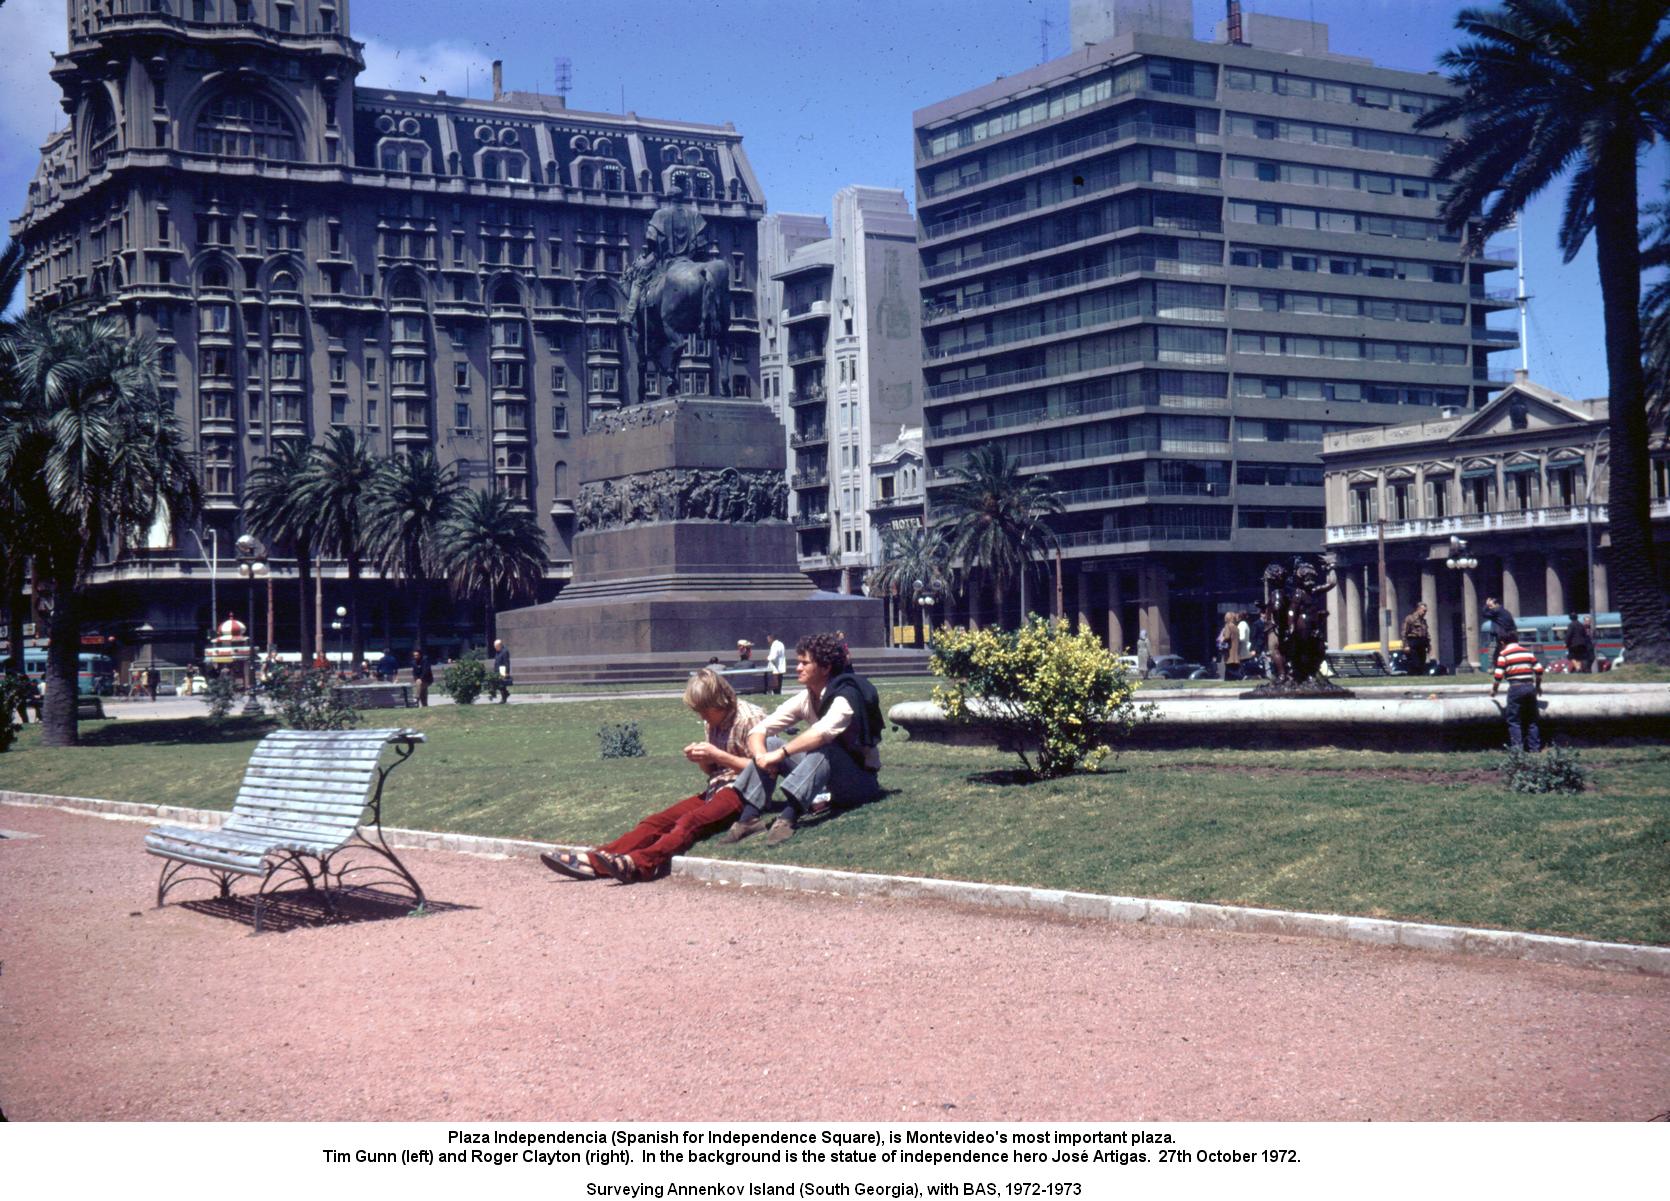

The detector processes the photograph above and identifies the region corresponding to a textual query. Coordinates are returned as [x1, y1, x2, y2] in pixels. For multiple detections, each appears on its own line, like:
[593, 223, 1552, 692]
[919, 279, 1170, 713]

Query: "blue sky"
[2, 0, 1665, 399]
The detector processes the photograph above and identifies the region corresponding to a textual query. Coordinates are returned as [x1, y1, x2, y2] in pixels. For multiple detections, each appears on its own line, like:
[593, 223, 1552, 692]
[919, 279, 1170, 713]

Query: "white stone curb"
[5, 789, 1666, 977]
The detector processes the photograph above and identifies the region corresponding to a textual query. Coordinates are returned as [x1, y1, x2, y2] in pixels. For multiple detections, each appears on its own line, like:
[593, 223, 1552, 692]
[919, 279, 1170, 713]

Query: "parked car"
[1150, 655, 1206, 680]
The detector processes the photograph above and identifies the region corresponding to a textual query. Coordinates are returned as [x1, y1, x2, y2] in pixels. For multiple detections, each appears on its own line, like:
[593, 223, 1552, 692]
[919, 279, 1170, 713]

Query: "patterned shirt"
[1493, 642, 1543, 688]
[703, 700, 766, 791]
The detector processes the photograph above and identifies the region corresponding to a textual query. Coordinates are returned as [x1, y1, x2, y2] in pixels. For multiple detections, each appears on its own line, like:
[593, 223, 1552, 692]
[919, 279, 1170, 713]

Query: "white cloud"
[357, 35, 496, 99]
[0, 0, 71, 167]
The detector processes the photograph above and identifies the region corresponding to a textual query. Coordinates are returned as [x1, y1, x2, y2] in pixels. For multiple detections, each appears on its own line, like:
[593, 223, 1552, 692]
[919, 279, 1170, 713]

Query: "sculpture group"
[1253, 556, 1340, 691]
[576, 468, 788, 532]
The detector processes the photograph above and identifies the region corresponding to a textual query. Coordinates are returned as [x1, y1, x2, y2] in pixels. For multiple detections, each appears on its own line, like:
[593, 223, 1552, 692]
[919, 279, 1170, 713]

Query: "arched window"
[477, 148, 527, 181]
[194, 90, 299, 161]
[269, 270, 297, 293]
[86, 93, 118, 171]
[553, 460, 568, 497]
[202, 263, 229, 289]
[390, 272, 423, 301]
[491, 278, 522, 308]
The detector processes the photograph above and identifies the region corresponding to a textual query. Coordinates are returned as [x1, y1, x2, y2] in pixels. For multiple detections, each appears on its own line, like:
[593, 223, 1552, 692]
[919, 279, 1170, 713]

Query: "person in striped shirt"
[1490, 632, 1545, 752]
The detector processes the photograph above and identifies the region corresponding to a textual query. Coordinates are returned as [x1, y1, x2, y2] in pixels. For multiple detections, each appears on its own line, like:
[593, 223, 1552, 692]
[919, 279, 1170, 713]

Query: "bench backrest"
[222, 728, 422, 848]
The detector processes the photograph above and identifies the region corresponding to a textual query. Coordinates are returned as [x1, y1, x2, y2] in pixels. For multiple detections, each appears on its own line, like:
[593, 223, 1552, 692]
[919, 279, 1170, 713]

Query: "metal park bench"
[145, 728, 426, 932]
[1325, 650, 1390, 678]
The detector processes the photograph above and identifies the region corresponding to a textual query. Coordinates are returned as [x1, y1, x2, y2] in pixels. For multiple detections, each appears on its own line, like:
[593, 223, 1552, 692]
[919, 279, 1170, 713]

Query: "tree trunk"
[295, 551, 313, 661]
[4, 560, 25, 677]
[412, 564, 429, 657]
[40, 588, 79, 748]
[347, 551, 365, 668]
[1594, 135, 1670, 664]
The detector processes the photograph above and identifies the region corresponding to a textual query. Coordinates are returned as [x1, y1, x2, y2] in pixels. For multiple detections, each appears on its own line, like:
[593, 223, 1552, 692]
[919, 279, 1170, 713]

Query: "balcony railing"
[789, 426, 829, 448]
[1054, 524, 1233, 550]
[922, 215, 1221, 281]
[791, 470, 829, 490]
[795, 511, 831, 530]
[926, 299, 1223, 363]
[922, 123, 1219, 201]
[921, 169, 1221, 242]
[1321, 503, 1653, 545]
[929, 390, 1228, 441]
[787, 386, 826, 406]
[923, 256, 1222, 322]
[926, 343, 1224, 401]
[1057, 481, 1228, 507]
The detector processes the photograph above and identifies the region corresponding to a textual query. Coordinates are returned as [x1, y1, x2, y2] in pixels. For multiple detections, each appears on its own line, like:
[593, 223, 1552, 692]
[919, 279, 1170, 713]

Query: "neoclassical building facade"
[1321, 374, 1670, 667]
[13, 1, 763, 664]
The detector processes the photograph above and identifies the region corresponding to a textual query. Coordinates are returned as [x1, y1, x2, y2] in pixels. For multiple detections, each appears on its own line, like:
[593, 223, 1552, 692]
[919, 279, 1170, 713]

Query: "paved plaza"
[1, 803, 1666, 1122]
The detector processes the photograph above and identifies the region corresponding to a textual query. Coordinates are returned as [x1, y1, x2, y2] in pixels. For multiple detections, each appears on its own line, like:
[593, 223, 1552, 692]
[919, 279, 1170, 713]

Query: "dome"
[216, 615, 248, 641]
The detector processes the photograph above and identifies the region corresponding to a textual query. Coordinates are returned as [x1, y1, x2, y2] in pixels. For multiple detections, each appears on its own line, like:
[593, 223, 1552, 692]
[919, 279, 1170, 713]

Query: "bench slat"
[239, 773, 372, 798]
[234, 782, 372, 807]
[145, 829, 275, 864]
[244, 763, 377, 787]
[224, 813, 359, 841]
[143, 844, 267, 875]
[248, 749, 386, 770]
[226, 806, 363, 833]
[231, 794, 368, 821]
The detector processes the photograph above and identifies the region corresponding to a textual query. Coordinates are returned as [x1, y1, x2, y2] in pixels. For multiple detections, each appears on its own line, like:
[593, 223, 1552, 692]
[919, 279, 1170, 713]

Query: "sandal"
[594, 850, 638, 884]
[539, 849, 599, 880]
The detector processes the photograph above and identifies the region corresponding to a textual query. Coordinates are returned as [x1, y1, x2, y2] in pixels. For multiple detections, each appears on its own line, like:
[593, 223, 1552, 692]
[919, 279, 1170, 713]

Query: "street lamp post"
[1445, 535, 1479, 669]
[917, 588, 937, 648]
[235, 535, 268, 713]
[332, 605, 348, 674]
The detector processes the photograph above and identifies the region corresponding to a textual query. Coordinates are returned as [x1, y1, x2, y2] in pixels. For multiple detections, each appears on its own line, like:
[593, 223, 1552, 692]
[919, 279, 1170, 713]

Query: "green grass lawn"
[3, 681, 1667, 946]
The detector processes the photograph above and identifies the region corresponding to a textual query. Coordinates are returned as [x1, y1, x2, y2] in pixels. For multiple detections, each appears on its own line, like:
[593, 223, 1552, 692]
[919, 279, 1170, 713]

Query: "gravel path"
[2, 804, 1666, 1122]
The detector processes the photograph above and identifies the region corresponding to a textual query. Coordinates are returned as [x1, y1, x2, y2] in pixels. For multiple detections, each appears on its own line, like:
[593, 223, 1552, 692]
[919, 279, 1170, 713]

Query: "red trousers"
[593, 785, 743, 878]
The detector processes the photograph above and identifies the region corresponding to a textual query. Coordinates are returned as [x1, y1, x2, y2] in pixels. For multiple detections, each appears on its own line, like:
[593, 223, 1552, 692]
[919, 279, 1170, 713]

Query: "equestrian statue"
[624, 176, 732, 400]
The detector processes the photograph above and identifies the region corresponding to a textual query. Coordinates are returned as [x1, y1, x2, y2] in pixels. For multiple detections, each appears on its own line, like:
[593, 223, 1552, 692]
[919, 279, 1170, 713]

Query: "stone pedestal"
[498, 396, 884, 660]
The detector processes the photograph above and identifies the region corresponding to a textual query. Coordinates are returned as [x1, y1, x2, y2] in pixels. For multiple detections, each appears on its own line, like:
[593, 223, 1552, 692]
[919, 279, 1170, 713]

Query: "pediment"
[1448, 381, 1597, 442]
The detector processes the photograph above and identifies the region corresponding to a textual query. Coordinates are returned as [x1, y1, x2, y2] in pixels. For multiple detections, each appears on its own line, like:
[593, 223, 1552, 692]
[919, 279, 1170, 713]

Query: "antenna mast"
[1516, 212, 1530, 372]
[554, 57, 572, 103]
[1039, 16, 1054, 64]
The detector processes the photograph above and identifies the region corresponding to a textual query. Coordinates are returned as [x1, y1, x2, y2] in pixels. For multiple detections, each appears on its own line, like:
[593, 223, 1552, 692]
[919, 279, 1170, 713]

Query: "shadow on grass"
[78, 716, 275, 748]
[178, 884, 473, 934]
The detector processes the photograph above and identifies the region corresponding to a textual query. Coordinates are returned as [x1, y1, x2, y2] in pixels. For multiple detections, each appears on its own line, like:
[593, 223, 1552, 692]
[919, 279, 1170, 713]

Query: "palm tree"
[438, 487, 548, 645]
[244, 438, 320, 661]
[1416, 0, 1670, 662]
[0, 313, 200, 746]
[0, 240, 29, 676]
[936, 443, 1062, 628]
[868, 523, 952, 646]
[363, 451, 464, 657]
[293, 427, 377, 668]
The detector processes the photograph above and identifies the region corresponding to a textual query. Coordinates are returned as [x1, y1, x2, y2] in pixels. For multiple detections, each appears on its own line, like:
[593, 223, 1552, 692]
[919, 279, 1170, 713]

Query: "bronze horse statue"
[629, 256, 732, 399]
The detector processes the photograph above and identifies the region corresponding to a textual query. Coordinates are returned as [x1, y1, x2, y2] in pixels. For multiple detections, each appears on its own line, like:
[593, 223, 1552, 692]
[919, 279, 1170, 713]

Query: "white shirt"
[767, 639, 786, 673]
[757, 688, 880, 770]
[1237, 620, 1251, 658]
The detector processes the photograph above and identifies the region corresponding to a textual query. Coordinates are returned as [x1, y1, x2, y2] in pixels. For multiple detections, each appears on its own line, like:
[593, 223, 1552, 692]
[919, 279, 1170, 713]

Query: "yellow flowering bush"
[929, 616, 1152, 778]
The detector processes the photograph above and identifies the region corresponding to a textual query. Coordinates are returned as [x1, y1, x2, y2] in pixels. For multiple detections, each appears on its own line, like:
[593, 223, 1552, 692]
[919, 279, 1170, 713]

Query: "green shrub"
[1497, 745, 1587, 794]
[598, 721, 645, 759]
[201, 672, 238, 721]
[0, 673, 26, 754]
[442, 656, 489, 705]
[265, 664, 360, 731]
[930, 616, 1154, 778]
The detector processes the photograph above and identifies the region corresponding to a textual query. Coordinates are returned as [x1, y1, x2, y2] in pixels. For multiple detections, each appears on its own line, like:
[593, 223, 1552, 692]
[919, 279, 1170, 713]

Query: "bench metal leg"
[156, 859, 240, 909]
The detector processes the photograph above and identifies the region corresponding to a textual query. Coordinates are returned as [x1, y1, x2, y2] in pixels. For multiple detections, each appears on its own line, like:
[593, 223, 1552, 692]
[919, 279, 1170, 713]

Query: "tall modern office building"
[914, 0, 1516, 659]
[757, 187, 922, 595]
[12, 1, 763, 667]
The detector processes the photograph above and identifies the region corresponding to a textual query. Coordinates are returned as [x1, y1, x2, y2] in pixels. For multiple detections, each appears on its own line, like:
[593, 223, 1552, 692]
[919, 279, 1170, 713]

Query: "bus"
[1476, 613, 1623, 673]
[21, 648, 117, 696]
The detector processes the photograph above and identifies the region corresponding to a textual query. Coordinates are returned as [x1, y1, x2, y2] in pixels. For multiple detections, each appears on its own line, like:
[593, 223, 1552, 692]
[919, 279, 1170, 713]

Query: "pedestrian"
[1236, 610, 1252, 673]
[1218, 612, 1240, 680]
[145, 666, 160, 702]
[1490, 630, 1544, 752]
[1136, 628, 1152, 680]
[1401, 602, 1431, 675]
[1564, 611, 1594, 674]
[735, 638, 752, 663]
[766, 633, 786, 695]
[411, 649, 433, 707]
[491, 639, 512, 704]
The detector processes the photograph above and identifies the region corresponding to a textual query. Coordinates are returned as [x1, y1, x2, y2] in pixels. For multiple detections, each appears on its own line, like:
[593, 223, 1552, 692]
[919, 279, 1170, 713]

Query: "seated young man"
[723, 631, 883, 847]
[539, 668, 764, 883]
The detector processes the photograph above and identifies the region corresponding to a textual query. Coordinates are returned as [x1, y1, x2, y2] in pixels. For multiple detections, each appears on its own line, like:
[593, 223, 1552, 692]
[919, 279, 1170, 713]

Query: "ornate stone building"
[12, 1, 762, 664]
[1321, 374, 1670, 667]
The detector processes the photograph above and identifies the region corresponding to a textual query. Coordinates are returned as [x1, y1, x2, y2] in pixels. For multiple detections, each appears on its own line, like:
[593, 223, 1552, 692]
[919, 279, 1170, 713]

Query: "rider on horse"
[626, 176, 714, 324]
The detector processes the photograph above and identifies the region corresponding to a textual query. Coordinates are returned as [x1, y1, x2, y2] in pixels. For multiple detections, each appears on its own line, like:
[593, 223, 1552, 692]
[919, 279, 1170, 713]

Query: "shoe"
[809, 792, 832, 815]
[540, 849, 599, 880]
[765, 817, 797, 846]
[720, 817, 766, 844]
[593, 850, 637, 883]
